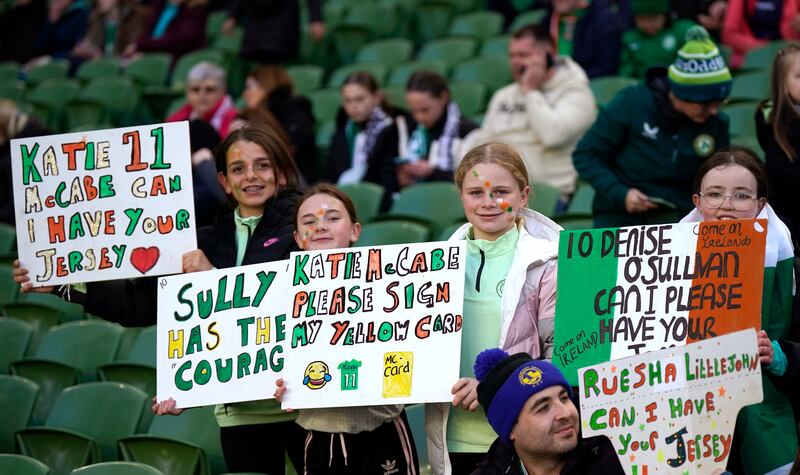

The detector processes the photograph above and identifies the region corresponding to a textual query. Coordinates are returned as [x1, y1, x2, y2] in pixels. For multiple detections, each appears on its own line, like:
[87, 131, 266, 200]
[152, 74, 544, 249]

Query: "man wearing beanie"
[573, 25, 731, 228]
[470, 348, 624, 475]
[619, 0, 696, 78]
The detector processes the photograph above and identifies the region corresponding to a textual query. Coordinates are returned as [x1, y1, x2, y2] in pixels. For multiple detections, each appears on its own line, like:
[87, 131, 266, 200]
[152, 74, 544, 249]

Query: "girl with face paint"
[425, 142, 562, 475]
[272, 184, 419, 475]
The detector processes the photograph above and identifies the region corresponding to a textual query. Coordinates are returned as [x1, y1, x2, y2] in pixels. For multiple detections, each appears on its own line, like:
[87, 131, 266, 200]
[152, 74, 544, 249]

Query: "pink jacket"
[722, 0, 800, 68]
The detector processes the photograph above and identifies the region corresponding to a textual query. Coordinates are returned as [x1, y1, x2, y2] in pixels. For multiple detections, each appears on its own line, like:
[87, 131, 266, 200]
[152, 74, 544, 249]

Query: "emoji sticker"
[303, 361, 332, 389]
[382, 352, 413, 398]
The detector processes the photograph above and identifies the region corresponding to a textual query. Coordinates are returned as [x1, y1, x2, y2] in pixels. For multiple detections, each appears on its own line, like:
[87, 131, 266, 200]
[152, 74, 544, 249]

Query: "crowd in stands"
[1, 0, 800, 474]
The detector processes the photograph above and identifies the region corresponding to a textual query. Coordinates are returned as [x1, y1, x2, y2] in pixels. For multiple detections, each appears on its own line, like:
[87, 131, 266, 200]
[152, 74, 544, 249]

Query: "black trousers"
[449, 452, 486, 475]
[220, 421, 306, 474]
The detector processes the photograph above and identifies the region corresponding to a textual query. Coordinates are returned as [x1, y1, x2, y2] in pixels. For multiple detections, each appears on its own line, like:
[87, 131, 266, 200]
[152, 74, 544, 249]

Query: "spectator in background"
[33, 0, 90, 60]
[756, 44, 800, 251]
[722, 0, 800, 68]
[619, 0, 696, 78]
[573, 26, 731, 227]
[397, 71, 478, 187]
[0, 100, 49, 225]
[223, 0, 324, 65]
[71, 0, 149, 60]
[542, 0, 626, 78]
[124, 0, 206, 61]
[0, 0, 47, 64]
[473, 24, 595, 206]
[167, 61, 237, 138]
[242, 65, 318, 183]
[671, 0, 727, 38]
[325, 72, 409, 207]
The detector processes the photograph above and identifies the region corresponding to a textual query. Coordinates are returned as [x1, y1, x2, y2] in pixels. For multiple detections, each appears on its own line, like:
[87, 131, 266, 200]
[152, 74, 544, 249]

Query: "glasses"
[189, 85, 219, 94]
[698, 191, 758, 210]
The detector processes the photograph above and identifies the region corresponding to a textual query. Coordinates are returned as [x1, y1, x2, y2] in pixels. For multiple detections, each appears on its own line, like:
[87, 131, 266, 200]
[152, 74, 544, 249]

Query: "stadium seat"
[741, 41, 786, 71]
[75, 58, 120, 83]
[480, 35, 510, 58]
[0, 318, 33, 372]
[118, 405, 224, 475]
[10, 360, 78, 425]
[589, 76, 637, 108]
[447, 11, 503, 41]
[449, 80, 488, 117]
[388, 59, 449, 86]
[509, 9, 548, 32]
[382, 84, 407, 108]
[343, 3, 396, 38]
[328, 62, 389, 88]
[0, 222, 13, 253]
[411, 1, 455, 44]
[330, 24, 374, 65]
[450, 56, 511, 94]
[308, 89, 341, 124]
[125, 53, 171, 88]
[0, 266, 17, 306]
[723, 103, 758, 138]
[2, 303, 62, 352]
[0, 80, 24, 101]
[728, 72, 770, 103]
[340, 182, 386, 224]
[64, 97, 106, 132]
[554, 213, 594, 230]
[71, 462, 165, 475]
[565, 182, 595, 215]
[17, 382, 148, 473]
[205, 10, 228, 42]
[15, 292, 85, 321]
[437, 222, 465, 241]
[357, 220, 431, 246]
[383, 182, 466, 235]
[98, 326, 156, 397]
[528, 182, 563, 218]
[0, 454, 50, 475]
[0, 374, 38, 452]
[417, 37, 478, 69]
[0, 62, 20, 82]
[171, 49, 225, 91]
[356, 38, 414, 67]
[286, 65, 325, 96]
[315, 120, 336, 157]
[26, 79, 81, 131]
[26, 60, 69, 85]
[78, 76, 139, 126]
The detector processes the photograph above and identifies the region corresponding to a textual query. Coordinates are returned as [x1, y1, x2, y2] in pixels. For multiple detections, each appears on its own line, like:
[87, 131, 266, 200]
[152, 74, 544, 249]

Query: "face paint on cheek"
[496, 198, 513, 213]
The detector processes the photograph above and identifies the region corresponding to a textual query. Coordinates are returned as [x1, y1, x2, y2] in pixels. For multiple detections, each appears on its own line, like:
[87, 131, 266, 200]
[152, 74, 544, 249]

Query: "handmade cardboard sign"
[156, 260, 289, 408]
[281, 241, 466, 409]
[553, 220, 766, 385]
[11, 122, 196, 286]
[579, 329, 763, 475]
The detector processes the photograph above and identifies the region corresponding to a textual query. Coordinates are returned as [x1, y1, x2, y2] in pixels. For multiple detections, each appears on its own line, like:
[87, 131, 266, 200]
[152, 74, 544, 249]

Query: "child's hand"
[757, 330, 773, 366]
[13, 260, 54, 294]
[182, 250, 214, 273]
[151, 396, 185, 416]
[451, 377, 480, 411]
[274, 378, 295, 412]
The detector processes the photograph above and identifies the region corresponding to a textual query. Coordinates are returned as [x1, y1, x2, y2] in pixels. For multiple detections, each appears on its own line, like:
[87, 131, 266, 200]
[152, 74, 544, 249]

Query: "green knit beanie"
[632, 0, 669, 14]
[668, 26, 733, 102]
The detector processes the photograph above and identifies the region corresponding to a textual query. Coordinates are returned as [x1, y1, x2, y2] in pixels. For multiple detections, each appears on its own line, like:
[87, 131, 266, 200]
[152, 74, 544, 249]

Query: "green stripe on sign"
[553, 228, 619, 386]
[761, 257, 795, 340]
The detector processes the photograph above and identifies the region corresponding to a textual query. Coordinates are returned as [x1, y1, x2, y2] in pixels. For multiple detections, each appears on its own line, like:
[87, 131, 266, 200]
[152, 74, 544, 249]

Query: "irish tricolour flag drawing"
[553, 219, 769, 385]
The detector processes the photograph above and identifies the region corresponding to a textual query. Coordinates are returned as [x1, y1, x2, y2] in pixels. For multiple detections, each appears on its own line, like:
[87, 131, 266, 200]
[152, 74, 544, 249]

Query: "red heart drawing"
[130, 247, 160, 274]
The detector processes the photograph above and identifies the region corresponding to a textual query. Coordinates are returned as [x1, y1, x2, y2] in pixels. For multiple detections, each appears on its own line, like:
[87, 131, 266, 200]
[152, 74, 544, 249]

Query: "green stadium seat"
[16, 292, 85, 322]
[449, 80, 487, 117]
[340, 182, 386, 224]
[205, 10, 228, 42]
[2, 303, 62, 352]
[0, 62, 20, 82]
[723, 103, 758, 138]
[451, 56, 511, 94]
[733, 134, 764, 161]
[509, 9, 548, 32]
[388, 59, 449, 86]
[77, 76, 139, 126]
[0, 454, 50, 475]
[171, 49, 225, 91]
[357, 220, 431, 246]
[528, 182, 562, 218]
[741, 41, 786, 71]
[447, 11, 503, 41]
[17, 382, 148, 473]
[0, 80, 24, 101]
[480, 35, 510, 58]
[383, 182, 466, 236]
[0, 266, 17, 306]
[69, 123, 113, 133]
[0, 374, 38, 452]
[125, 53, 171, 88]
[328, 62, 388, 88]
[411, 1, 455, 44]
[64, 98, 105, 132]
[316, 120, 336, 157]
[26, 60, 69, 85]
[98, 326, 156, 397]
[115, 327, 143, 361]
[417, 37, 478, 69]
[0, 222, 14, 253]
[71, 462, 165, 475]
[356, 38, 414, 67]
[308, 89, 341, 124]
[589, 76, 637, 108]
[566, 182, 595, 215]
[343, 3, 396, 38]
[382, 84, 407, 108]
[10, 360, 77, 426]
[286, 65, 325, 96]
[0, 318, 32, 373]
[118, 405, 224, 475]
[728, 71, 770, 103]
[26, 79, 81, 131]
[437, 222, 464, 241]
[555, 213, 594, 230]
[330, 24, 374, 65]
[75, 58, 120, 83]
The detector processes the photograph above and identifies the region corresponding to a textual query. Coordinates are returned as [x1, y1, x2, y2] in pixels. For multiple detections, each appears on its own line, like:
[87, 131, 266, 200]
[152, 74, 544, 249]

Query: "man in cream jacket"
[472, 23, 597, 205]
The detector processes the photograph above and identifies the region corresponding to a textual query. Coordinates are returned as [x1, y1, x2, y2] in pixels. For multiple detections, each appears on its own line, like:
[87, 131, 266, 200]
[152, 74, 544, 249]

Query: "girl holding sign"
[274, 183, 420, 474]
[14, 123, 306, 475]
[428, 142, 561, 475]
[680, 146, 798, 475]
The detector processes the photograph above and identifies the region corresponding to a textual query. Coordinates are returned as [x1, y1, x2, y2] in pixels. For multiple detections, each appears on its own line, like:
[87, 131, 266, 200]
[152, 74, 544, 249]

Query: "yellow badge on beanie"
[518, 366, 543, 386]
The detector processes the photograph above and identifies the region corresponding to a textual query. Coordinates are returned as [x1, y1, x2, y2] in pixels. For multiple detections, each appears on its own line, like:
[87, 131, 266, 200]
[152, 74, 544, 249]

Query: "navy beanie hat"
[474, 348, 573, 446]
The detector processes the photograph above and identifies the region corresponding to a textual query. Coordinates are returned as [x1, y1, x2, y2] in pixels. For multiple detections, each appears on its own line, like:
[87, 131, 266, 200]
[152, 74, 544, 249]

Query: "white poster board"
[281, 241, 466, 409]
[11, 122, 196, 286]
[156, 260, 290, 408]
[578, 329, 763, 474]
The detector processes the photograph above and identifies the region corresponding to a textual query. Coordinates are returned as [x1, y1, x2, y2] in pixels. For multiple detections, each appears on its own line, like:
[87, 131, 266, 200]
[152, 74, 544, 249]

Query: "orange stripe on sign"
[687, 219, 766, 343]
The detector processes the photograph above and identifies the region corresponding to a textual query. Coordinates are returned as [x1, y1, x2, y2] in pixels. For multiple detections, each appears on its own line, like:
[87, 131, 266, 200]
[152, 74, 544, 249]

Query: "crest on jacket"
[641, 122, 659, 140]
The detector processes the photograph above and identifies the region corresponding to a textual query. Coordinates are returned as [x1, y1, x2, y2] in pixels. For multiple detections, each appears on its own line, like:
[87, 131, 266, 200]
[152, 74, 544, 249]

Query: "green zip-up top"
[572, 67, 730, 227]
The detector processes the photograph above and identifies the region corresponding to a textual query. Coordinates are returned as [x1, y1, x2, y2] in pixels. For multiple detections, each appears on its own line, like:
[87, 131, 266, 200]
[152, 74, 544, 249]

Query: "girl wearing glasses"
[680, 146, 798, 475]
